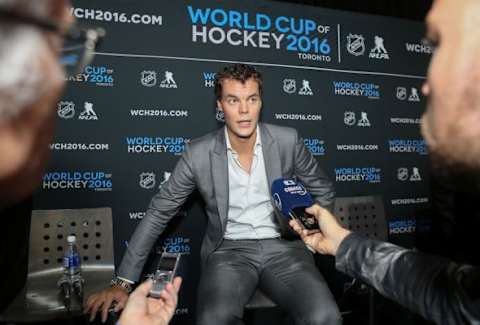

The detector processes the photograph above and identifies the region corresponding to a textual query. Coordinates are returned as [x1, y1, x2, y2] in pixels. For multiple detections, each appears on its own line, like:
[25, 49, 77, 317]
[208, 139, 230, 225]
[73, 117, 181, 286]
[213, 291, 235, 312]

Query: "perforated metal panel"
[334, 196, 388, 241]
[29, 207, 114, 273]
[1, 207, 115, 322]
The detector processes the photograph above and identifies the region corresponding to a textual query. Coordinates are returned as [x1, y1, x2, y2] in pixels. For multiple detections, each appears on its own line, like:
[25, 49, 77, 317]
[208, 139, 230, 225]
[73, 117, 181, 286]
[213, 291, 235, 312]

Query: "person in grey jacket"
[290, 1, 480, 323]
[86, 63, 341, 324]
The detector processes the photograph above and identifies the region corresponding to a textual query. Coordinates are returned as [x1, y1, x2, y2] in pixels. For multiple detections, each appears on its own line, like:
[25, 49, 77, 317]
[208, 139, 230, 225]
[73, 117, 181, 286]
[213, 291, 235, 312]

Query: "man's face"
[0, 1, 70, 205]
[421, 0, 480, 169]
[217, 78, 262, 142]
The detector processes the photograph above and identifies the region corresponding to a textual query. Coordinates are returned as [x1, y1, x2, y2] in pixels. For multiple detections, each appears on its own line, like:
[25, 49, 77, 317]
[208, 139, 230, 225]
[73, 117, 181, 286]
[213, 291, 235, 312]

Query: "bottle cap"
[67, 235, 76, 243]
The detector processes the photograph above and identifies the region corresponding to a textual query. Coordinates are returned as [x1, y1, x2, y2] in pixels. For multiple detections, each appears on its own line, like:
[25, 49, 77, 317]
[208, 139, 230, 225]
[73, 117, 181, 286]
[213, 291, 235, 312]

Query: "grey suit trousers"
[196, 238, 342, 325]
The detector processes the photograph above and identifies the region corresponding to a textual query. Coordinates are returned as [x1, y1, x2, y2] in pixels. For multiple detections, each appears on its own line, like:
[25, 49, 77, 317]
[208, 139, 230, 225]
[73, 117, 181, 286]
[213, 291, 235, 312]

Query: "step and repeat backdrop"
[33, 0, 433, 321]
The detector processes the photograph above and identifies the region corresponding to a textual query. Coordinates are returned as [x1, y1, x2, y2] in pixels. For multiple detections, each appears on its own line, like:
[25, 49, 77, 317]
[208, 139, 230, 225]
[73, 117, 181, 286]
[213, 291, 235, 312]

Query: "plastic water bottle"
[59, 235, 84, 308]
[63, 235, 81, 276]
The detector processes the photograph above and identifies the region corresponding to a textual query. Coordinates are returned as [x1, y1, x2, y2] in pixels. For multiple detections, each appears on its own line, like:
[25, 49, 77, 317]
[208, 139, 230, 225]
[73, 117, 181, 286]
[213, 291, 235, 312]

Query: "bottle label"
[63, 253, 80, 269]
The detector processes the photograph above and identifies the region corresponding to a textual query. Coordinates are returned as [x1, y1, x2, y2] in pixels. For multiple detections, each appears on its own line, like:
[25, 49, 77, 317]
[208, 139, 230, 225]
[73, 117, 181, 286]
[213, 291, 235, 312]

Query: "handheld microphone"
[271, 178, 319, 230]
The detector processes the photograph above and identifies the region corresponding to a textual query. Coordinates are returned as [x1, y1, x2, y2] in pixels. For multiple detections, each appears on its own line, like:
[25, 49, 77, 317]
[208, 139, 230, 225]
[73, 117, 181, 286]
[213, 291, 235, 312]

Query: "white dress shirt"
[223, 127, 281, 240]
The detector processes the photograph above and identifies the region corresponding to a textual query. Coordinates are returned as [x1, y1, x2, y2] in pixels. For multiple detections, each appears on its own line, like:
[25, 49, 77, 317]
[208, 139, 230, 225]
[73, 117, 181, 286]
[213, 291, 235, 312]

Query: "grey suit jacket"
[118, 123, 335, 281]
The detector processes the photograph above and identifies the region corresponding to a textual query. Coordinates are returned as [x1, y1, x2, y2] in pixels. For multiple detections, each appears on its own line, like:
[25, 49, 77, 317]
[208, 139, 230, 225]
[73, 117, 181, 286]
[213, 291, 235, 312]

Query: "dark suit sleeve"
[292, 131, 335, 211]
[336, 233, 480, 325]
[118, 144, 197, 281]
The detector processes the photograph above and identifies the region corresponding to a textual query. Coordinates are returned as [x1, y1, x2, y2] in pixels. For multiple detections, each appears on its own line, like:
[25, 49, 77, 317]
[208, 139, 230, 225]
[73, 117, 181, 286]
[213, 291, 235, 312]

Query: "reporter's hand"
[84, 285, 129, 323]
[119, 277, 182, 325]
[289, 204, 351, 256]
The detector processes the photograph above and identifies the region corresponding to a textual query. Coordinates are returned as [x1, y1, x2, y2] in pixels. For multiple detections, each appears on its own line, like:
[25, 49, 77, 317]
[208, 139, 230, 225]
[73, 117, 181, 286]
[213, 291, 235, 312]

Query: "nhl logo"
[139, 172, 156, 189]
[346, 34, 365, 56]
[141, 70, 157, 87]
[344, 111, 356, 126]
[215, 107, 225, 122]
[397, 168, 409, 181]
[57, 101, 75, 119]
[396, 87, 407, 100]
[283, 79, 296, 94]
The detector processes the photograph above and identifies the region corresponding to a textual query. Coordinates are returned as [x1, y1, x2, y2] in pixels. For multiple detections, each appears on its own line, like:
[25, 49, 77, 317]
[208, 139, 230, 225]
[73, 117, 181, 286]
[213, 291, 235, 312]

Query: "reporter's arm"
[290, 204, 480, 324]
[336, 233, 480, 324]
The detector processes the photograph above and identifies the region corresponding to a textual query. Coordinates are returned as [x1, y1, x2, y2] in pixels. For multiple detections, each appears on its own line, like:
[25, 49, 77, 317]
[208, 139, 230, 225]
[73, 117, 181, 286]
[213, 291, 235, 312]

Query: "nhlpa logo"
[408, 87, 420, 102]
[160, 71, 178, 88]
[410, 167, 421, 181]
[369, 36, 389, 59]
[78, 102, 98, 120]
[298, 80, 313, 96]
[283, 79, 296, 94]
[57, 101, 75, 119]
[139, 172, 156, 189]
[159, 171, 171, 188]
[141, 70, 157, 87]
[357, 112, 370, 127]
[346, 34, 365, 56]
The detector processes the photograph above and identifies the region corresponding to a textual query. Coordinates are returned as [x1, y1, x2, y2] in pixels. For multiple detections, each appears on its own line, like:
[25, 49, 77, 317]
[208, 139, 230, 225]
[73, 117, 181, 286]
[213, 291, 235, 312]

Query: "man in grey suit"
[86, 63, 341, 324]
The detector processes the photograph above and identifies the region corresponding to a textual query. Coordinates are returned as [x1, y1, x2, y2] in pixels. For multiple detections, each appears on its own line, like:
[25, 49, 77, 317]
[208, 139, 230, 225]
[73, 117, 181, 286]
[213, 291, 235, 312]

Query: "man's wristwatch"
[110, 277, 134, 294]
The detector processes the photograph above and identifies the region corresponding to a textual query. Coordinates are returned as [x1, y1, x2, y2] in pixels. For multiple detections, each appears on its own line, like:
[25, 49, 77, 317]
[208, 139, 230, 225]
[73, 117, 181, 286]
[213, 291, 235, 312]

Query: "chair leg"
[368, 287, 375, 325]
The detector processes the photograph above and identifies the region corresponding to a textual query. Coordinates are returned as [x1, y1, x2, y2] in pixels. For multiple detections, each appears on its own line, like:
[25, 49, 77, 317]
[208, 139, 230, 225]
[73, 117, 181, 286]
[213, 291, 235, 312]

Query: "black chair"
[334, 195, 388, 241]
[333, 195, 388, 325]
[245, 288, 289, 325]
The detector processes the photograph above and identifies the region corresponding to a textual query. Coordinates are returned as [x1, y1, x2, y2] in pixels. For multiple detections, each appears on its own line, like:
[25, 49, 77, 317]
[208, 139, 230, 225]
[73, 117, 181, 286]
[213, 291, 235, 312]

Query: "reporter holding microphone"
[289, 204, 479, 324]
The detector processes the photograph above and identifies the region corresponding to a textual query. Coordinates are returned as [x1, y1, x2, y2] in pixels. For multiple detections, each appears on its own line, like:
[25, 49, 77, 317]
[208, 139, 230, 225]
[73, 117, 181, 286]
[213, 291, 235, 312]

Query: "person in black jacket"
[429, 165, 480, 265]
[290, 0, 480, 324]
[291, 204, 479, 324]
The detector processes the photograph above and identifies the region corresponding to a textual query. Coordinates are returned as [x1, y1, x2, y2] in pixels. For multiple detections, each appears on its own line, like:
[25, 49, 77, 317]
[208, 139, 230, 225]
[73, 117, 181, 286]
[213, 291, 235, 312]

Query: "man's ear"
[216, 100, 222, 111]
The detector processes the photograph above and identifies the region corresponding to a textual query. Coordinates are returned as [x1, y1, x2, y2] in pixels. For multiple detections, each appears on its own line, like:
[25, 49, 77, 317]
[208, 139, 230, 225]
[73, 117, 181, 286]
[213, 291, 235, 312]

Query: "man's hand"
[84, 285, 129, 323]
[289, 204, 351, 256]
[118, 277, 182, 325]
